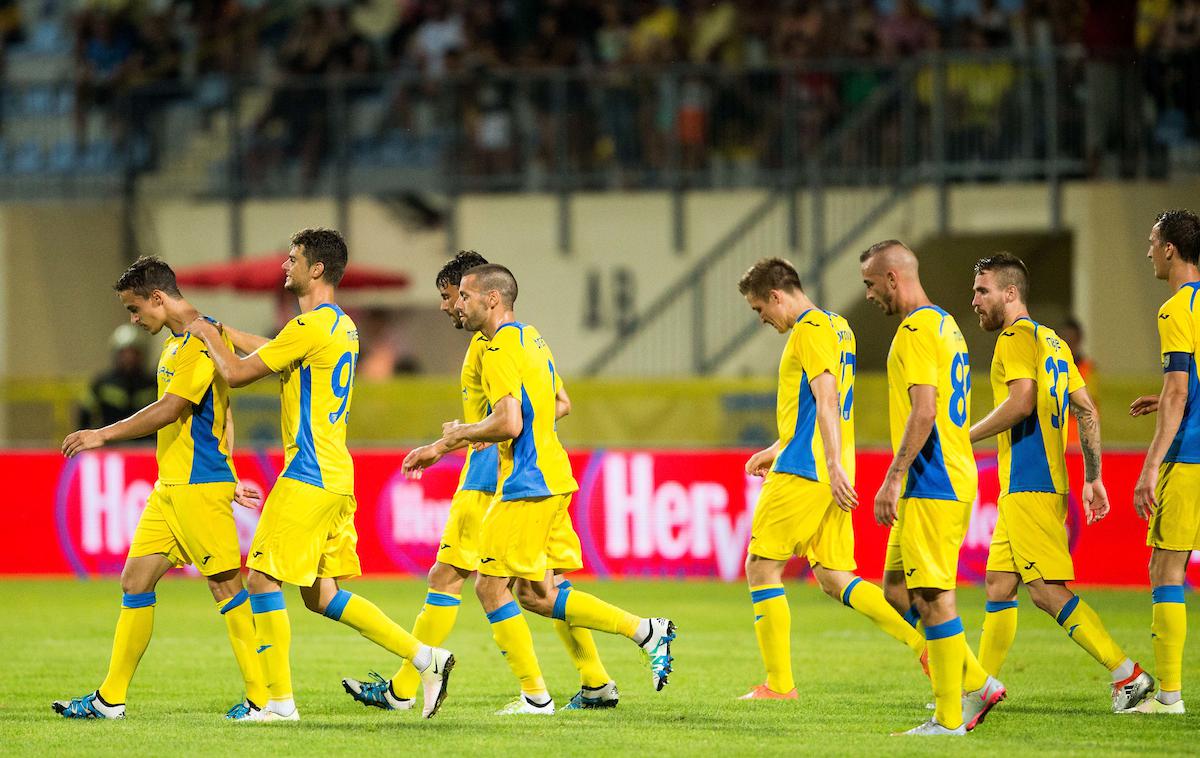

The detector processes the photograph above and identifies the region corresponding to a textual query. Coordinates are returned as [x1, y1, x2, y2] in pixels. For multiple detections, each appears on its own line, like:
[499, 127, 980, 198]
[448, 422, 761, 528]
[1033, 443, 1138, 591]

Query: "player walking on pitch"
[967, 253, 1153, 712]
[860, 240, 1003, 736]
[736, 257, 931, 701]
[404, 264, 674, 715]
[343, 251, 620, 711]
[1128, 209, 1200, 715]
[188, 229, 453, 722]
[54, 257, 266, 720]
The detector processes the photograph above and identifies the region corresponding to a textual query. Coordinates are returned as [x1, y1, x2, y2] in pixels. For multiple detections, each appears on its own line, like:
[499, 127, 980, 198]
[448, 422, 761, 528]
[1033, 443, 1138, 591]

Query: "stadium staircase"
[582, 70, 923, 377]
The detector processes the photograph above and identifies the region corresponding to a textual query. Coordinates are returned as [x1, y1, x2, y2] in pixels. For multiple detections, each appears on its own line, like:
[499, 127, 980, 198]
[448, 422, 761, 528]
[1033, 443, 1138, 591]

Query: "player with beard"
[968, 253, 1153, 713]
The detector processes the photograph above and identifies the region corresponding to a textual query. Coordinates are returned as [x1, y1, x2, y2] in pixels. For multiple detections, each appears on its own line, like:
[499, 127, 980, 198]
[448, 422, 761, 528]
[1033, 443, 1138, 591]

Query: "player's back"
[155, 328, 236, 485]
[992, 317, 1081, 494]
[772, 309, 856, 483]
[483, 322, 577, 500]
[257, 303, 360, 495]
[1158, 282, 1200, 462]
[459, 332, 498, 493]
[886, 305, 977, 501]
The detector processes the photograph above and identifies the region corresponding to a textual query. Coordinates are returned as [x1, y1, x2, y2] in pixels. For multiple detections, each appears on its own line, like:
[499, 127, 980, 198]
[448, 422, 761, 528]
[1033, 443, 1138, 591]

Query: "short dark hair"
[436, 250, 489, 289]
[463, 263, 518, 307]
[1155, 209, 1200, 265]
[291, 228, 348, 286]
[974, 252, 1030, 301]
[859, 239, 910, 263]
[737, 258, 803, 299]
[114, 256, 182, 298]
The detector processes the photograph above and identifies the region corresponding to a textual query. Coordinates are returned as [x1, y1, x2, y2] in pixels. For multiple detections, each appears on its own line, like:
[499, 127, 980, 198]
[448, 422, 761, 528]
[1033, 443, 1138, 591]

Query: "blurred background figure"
[76, 323, 157, 445]
[1061, 315, 1094, 449]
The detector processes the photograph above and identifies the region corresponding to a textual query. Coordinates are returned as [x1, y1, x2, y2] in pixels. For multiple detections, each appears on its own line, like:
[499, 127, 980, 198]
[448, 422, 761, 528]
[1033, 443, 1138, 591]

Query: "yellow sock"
[1055, 595, 1126, 672]
[750, 584, 794, 694]
[218, 590, 268, 707]
[842, 578, 923, 655]
[979, 601, 1018, 676]
[962, 641, 989, 692]
[392, 590, 461, 700]
[97, 592, 156, 704]
[925, 617, 966, 730]
[558, 587, 641, 639]
[488, 601, 546, 696]
[1151, 586, 1187, 692]
[249, 591, 293, 701]
[551, 580, 611, 687]
[325, 590, 421, 660]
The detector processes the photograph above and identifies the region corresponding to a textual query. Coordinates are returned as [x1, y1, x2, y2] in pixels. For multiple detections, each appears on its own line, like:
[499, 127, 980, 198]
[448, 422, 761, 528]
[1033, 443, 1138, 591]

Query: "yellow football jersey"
[481, 322, 578, 500]
[255, 304, 359, 496]
[156, 329, 237, 485]
[990, 317, 1085, 495]
[886, 305, 977, 501]
[1158, 282, 1200, 463]
[458, 332, 498, 493]
[772, 309, 856, 483]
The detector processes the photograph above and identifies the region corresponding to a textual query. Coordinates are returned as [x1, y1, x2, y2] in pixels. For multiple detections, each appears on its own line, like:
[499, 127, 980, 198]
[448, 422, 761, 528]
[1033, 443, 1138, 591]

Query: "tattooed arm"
[1068, 386, 1108, 524]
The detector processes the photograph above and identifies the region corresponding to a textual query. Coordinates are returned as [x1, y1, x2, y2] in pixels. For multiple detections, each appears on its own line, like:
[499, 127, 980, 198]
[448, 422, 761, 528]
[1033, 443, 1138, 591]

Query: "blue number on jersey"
[839, 351, 856, 421]
[329, 350, 357, 424]
[1045, 357, 1070, 428]
[949, 352, 971, 427]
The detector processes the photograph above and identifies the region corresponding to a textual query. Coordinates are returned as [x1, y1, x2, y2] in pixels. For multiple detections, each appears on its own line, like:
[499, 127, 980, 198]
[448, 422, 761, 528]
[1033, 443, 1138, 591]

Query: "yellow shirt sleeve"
[164, 336, 215, 404]
[996, 327, 1037, 384]
[255, 316, 320, 373]
[482, 330, 524, 406]
[1158, 296, 1194, 357]
[796, 313, 840, 382]
[894, 319, 939, 388]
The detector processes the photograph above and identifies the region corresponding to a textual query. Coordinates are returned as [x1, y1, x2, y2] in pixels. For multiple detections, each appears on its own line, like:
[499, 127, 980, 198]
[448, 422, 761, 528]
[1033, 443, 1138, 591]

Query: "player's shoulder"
[998, 316, 1038, 342]
[466, 331, 490, 358]
[898, 304, 947, 335]
[492, 321, 534, 348]
[172, 330, 208, 360]
[1160, 283, 1200, 318]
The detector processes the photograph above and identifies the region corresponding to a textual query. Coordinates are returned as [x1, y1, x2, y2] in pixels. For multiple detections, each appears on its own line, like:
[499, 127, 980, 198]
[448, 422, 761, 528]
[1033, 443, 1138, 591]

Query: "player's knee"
[301, 592, 326, 615]
[119, 567, 154, 595]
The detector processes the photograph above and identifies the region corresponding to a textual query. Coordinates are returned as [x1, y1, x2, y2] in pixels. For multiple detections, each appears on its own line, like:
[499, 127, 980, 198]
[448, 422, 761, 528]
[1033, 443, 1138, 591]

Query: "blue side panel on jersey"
[189, 385, 235, 484]
[775, 370, 820, 480]
[903, 425, 958, 500]
[282, 365, 324, 488]
[1165, 358, 1200, 463]
[501, 386, 551, 500]
[1007, 412, 1055, 492]
[314, 302, 346, 334]
[461, 443, 499, 493]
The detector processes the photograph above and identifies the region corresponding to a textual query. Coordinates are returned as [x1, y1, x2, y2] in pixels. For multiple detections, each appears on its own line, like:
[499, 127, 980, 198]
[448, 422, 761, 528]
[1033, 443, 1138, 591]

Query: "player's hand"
[233, 481, 263, 509]
[402, 443, 443, 480]
[62, 429, 105, 458]
[1082, 479, 1110, 524]
[1129, 395, 1159, 417]
[744, 447, 777, 477]
[441, 419, 467, 447]
[873, 475, 901, 526]
[186, 315, 220, 337]
[829, 464, 859, 512]
[1133, 467, 1158, 520]
[471, 441, 493, 452]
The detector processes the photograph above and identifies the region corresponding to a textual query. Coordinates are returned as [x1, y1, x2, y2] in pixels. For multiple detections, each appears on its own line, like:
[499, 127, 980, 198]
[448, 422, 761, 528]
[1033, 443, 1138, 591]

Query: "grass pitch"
[5, 578, 1196, 756]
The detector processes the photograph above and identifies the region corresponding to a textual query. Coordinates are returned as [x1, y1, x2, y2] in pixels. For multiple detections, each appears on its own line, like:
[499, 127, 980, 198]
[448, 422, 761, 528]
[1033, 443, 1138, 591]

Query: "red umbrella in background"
[174, 253, 410, 292]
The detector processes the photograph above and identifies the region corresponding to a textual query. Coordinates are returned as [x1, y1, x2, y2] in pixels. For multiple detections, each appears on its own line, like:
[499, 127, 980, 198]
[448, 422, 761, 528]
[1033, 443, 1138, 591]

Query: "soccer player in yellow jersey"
[860, 240, 999, 736]
[187, 229, 453, 722]
[1128, 209, 1200, 715]
[53, 257, 266, 720]
[967, 253, 1153, 713]
[406, 264, 675, 715]
[344, 252, 619, 712]
[735, 257, 931, 701]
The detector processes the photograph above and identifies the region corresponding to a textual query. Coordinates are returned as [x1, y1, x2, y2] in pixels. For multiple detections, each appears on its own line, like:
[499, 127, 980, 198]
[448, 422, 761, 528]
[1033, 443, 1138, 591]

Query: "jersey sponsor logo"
[1067, 624, 1080, 638]
[486, 347, 501, 352]
[480, 557, 496, 564]
[903, 325, 919, 332]
[252, 551, 264, 558]
[906, 568, 917, 577]
[256, 644, 272, 653]
[201, 555, 212, 565]
[296, 318, 306, 326]
[1001, 331, 1015, 337]
[1024, 560, 1036, 570]
[1160, 313, 1170, 320]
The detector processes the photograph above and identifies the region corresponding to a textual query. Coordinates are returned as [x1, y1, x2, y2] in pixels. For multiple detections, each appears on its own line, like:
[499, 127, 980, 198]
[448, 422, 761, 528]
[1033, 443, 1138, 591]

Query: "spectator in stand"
[1060, 316, 1094, 449]
[879, 0, 936, 58]
[77, 324, 158, 446]
[409, 0, 464, 79]
[74, 9, 137, 146]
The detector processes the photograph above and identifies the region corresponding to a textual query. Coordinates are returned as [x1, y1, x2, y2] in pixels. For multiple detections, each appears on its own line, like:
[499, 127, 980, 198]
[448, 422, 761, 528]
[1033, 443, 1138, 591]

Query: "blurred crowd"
[6, 0, 1198, 186]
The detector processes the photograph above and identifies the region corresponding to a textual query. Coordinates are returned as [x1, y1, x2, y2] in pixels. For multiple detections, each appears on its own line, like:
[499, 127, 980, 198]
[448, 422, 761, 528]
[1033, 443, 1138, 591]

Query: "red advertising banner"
[2, 448, 1195, 585]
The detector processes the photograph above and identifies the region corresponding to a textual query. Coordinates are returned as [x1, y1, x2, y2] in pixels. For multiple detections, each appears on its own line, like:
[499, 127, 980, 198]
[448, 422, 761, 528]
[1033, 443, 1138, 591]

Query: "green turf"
[4, 578, 1196, 756]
